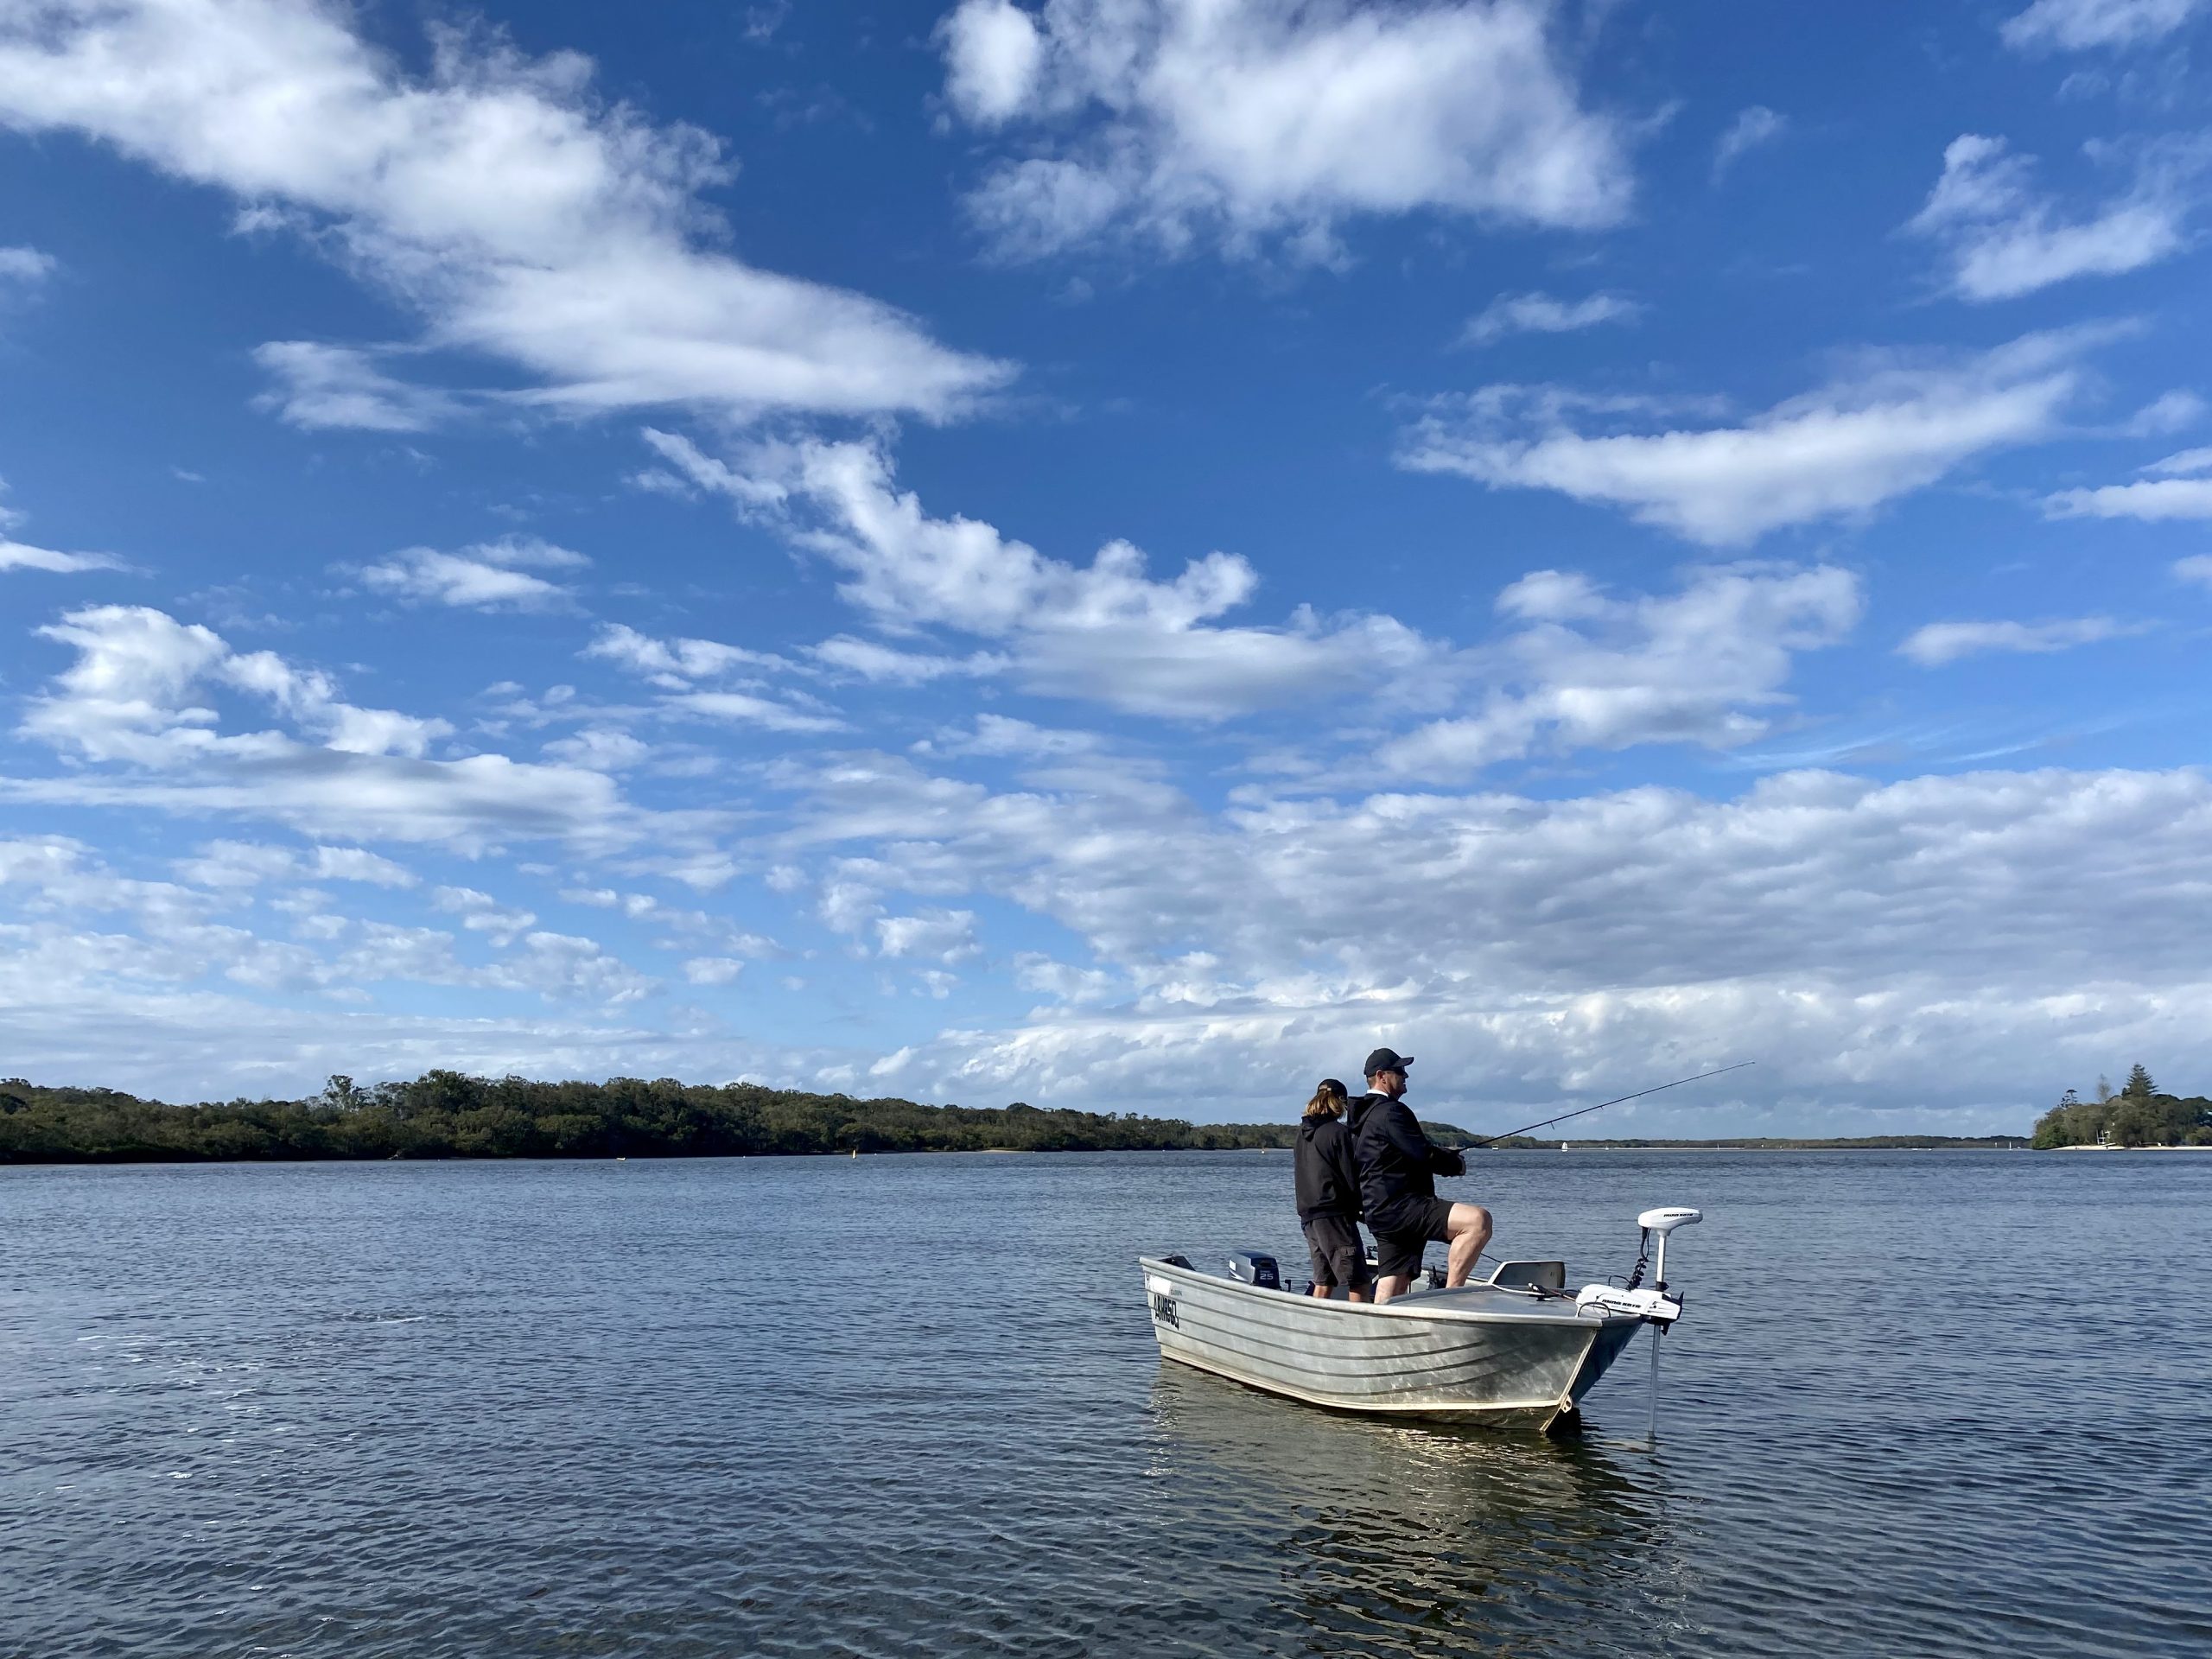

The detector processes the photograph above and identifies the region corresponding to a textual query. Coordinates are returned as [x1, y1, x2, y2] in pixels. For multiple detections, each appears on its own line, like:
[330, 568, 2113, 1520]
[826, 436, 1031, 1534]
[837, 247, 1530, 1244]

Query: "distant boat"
[1140, 1206, 1702, 1431]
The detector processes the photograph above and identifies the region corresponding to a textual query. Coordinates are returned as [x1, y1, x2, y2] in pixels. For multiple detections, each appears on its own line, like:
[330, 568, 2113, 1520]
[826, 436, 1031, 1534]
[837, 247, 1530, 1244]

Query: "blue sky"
[3, 0, 2211, 1132]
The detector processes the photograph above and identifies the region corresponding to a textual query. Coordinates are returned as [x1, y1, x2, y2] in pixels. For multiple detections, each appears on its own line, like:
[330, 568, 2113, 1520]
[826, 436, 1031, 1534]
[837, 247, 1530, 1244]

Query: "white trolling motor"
[1575, 1206, 1702, 1446]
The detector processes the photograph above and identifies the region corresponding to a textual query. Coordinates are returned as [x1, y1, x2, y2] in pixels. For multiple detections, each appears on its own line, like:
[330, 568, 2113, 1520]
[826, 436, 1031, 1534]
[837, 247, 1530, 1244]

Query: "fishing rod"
[1462, 1061, 1756, 1149]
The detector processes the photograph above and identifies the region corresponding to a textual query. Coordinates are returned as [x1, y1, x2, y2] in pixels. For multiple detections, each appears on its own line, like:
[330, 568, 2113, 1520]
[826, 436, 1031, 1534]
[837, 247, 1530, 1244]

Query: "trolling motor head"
[1637, 1206, 1700, 1287]
[1574, 1205, 1702, 1324]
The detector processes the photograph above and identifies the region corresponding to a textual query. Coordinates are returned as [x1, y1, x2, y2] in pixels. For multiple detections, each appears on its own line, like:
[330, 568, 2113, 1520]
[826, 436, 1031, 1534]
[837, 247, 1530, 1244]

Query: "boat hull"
[1141, 1256, 1643, 1426]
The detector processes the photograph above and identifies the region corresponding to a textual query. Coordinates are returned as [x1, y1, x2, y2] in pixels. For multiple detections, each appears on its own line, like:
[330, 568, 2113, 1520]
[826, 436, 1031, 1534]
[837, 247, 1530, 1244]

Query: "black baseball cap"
[1363, 1047, 1414, 1077]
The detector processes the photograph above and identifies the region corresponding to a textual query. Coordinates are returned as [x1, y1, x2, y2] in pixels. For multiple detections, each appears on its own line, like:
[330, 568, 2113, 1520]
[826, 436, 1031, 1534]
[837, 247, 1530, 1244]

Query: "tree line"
[0, 1071, 1341, 1164]
[2030, 1065, 2212, 1148]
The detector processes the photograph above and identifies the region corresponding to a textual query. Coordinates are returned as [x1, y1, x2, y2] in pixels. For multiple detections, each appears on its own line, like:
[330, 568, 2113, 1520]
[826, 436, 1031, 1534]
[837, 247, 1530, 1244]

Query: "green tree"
[2124, 1063, 2157, 1099]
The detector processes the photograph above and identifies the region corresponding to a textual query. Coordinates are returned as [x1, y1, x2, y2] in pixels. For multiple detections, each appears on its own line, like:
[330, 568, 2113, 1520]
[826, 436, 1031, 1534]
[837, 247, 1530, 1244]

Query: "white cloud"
[2173, 554, 2212, 588]
[1898, 616, 2132, 666]
[1906, 134, 2198, 302]
[251, 341, 464, 432]
[683, 956, 745, 985]
[1400, 331, 2093, 545]
[10, 604, 681, 851]
[1377, 563, 1860, 777]
[766, 748, 2212, 1122]
[1712, 105, 1785, 183]
[583, 622, 788, 686]
[937, 0, 1632, 260]
[875, 907, 982, 963]
[542, 728, 652, 771]
[0, 243, 56, 286]
[664, 690, 850, 735]
[1458, 290, 1640, 348]
[175, 839, 417, 888]
[2047, 477, 2212, 518]
[808, 635, 1007, 683]
[0, 535, 124, 575]
[925, 714, 1103, 758]
[432, 884, 537, 947]
[356, 537, 588, 611]
[0, 480, 125, 574]
[651, 429, 1425, 718]
[2002, 0, 2208, 52]
[2143, 444, 2212, 474]
[0, 0, 1007, 423]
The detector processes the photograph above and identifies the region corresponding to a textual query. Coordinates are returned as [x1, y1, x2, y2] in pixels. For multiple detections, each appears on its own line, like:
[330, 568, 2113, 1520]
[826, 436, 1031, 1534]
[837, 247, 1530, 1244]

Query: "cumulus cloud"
[874, 907, 982, 963]
[645, 428, 1427, 718]
[8, 604, 684, 850]
[1377, 563, 1861, 777]
[0, 0, 1007, 423]
[1906, 134, 2200, 302]
[2002, 0, 2208, 52]
[1712, 105, 1785, 182]
[355, 537, 588, 611]
[767, 748, 2212, 1122]
[1898, 615, 2133, 665]
[1400, 330, 2094, 545]
[936, 0, 1631, 261]
[1458, 290, 1640, 348]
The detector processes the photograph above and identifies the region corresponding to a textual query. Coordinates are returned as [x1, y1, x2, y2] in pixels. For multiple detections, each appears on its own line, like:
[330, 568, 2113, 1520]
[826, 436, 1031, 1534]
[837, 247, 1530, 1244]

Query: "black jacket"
[1294, 1116, 1363, 1222]
[1348, 1092, 1465, 1222]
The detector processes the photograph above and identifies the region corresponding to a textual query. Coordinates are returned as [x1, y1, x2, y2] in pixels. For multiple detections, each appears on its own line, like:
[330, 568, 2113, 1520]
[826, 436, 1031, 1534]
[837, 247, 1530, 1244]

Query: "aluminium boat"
[1139, 1206, 1700, 1430]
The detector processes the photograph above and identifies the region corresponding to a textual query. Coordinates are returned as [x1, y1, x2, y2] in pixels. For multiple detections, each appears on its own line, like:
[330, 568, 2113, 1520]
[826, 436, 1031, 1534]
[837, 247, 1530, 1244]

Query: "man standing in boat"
[1349, 1048, 1493, 1303]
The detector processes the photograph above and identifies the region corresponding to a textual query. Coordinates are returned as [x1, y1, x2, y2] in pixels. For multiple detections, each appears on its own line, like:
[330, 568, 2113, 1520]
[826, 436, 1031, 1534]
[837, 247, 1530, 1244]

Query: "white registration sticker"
[1146, 1275, 1175, 1297]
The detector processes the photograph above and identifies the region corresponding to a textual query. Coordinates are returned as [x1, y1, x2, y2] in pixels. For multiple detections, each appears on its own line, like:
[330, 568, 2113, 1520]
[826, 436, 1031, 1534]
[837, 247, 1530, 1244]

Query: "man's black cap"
[1363, 1047, 1414, 1077]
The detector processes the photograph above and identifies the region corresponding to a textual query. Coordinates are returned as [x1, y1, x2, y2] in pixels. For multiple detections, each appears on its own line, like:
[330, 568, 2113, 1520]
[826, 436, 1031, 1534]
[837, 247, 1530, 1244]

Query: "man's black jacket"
[1348, 1092, 1465, 1224]
[1294, 1116, 1363, 1222]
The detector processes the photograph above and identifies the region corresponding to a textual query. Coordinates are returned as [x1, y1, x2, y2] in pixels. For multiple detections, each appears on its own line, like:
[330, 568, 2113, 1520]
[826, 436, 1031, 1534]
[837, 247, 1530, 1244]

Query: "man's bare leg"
[1443, 1203, 1494, 1287]
[1309, 1281, 1333, 1300]
[1372, 1273, 1409, 1304]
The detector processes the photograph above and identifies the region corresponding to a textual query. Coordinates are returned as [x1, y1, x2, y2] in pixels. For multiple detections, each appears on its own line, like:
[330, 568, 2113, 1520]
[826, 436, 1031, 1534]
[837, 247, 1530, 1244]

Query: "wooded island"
[2029, 1065, 2212, 1148]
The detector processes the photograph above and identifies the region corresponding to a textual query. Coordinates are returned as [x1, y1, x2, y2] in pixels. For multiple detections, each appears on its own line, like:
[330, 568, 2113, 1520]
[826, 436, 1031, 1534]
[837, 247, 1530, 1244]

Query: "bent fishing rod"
[1461, 1061, 1756, 1149]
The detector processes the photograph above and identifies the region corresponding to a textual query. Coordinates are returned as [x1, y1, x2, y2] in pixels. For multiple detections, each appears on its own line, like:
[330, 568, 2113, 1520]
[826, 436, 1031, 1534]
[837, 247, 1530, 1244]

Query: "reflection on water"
[1145, 1364, 1684, 1656]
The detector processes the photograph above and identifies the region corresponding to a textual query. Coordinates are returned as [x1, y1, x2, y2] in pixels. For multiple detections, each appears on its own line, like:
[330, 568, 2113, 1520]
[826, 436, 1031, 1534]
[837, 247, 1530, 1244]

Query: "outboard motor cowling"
[1225, 1250, 1281, 1289]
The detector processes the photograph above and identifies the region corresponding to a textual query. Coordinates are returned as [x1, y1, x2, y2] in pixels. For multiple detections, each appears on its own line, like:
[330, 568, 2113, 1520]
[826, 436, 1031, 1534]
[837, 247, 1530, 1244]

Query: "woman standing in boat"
[1294, 1079, 1371, 1301]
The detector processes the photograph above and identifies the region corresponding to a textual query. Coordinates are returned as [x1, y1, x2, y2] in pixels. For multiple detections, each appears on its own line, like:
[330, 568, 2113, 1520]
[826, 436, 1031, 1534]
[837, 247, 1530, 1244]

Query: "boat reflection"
[1144, 1363, 1687, 1655]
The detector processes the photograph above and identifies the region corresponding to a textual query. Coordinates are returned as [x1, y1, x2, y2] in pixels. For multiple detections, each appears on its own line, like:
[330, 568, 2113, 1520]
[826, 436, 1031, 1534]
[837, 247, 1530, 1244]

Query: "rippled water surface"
[5, 1149, 2209, 1656]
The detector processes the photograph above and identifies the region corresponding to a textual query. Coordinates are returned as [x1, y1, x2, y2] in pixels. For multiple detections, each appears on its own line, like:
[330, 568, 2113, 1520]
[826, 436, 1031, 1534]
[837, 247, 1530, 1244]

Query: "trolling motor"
[1576, 1207, 1701, 1446]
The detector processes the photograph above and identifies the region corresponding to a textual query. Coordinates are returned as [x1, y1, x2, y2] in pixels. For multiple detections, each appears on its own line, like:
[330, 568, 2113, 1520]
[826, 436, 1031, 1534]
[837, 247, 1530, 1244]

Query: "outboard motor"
[1224, 1250, 1281, 1289]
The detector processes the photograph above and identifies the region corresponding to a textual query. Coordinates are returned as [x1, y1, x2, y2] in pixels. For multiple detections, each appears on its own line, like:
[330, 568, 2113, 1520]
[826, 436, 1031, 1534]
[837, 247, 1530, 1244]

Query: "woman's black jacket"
[1294, 1116, 1363, 1222]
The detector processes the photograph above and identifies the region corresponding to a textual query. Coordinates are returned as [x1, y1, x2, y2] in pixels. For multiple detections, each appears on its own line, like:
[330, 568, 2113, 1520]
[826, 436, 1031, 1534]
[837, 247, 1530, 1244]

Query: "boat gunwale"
[1139, 1255, 1634, 1332]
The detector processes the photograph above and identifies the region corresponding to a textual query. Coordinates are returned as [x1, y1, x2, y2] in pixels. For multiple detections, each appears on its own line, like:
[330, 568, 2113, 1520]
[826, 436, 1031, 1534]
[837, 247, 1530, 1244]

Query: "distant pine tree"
[2125, 1063, 2157, 1099]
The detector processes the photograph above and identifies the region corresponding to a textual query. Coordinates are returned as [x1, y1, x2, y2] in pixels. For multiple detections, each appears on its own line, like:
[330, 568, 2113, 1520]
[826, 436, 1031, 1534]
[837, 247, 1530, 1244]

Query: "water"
[3, 1149, 2208, 1657]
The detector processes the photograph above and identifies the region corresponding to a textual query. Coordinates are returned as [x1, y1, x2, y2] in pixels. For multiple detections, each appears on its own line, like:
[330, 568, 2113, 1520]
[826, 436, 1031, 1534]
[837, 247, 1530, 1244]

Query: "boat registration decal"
[1147, 1291, 1179, 1328]
[1146, 1275, 1175, 1297]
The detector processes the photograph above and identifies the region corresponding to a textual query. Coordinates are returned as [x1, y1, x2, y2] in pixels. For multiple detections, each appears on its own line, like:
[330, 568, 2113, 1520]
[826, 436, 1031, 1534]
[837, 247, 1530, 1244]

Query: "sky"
[3, 0, 2211, 1134]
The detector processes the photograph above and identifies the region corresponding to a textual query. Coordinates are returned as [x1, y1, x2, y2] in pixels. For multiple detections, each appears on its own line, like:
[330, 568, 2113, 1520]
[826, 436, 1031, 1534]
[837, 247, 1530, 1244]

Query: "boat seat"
[1487, 1260, 1567, 1292]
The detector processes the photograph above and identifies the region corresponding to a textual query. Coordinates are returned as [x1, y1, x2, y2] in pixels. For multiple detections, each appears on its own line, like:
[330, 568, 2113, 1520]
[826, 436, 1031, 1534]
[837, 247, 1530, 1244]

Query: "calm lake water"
[4, 1149, 2209, 1657]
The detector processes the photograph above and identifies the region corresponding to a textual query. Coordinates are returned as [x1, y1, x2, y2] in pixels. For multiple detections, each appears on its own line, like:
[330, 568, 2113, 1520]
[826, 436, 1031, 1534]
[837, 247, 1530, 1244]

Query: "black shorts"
[1370, 1196, 1456, 1281]
[1301, 1214, 1371, 1290]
